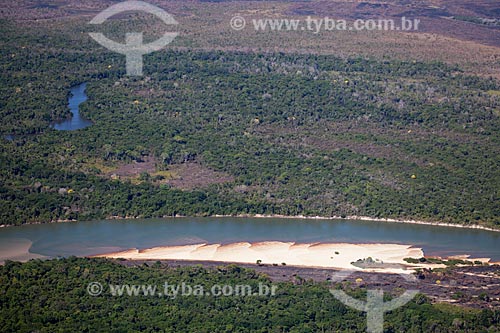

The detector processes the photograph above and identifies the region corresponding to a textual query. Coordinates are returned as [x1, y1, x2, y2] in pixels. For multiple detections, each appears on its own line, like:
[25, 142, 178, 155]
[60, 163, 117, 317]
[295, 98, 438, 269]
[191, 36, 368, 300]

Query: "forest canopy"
[0, 18, 499, 227]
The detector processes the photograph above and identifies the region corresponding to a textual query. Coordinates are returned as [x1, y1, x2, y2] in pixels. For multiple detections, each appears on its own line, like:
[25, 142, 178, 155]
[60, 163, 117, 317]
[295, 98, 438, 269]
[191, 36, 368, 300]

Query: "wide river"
[0, 217, 499, 261]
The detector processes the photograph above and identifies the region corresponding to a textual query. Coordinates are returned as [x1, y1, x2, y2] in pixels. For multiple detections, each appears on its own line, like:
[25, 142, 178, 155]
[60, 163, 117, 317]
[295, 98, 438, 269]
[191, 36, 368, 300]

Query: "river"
[51, 83, 92, 131]
[0, 217, 499, 262]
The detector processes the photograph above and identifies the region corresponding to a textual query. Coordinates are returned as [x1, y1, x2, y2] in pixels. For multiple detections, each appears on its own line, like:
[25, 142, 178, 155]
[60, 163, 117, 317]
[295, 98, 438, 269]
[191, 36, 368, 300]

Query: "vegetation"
[0, 17, 499, 228]
[1, 2, 499, 331]
[453, 16, 500, 27]
[404, 257, 486, 267]
[1, 258, 499, 332]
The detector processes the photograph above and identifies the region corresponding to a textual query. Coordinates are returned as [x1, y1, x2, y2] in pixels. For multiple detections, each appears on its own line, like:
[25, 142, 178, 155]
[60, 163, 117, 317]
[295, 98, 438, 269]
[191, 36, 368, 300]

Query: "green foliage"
[0, 19, 499, 227]
[404, 258, 422, 264]
[0, 258, 498, 332]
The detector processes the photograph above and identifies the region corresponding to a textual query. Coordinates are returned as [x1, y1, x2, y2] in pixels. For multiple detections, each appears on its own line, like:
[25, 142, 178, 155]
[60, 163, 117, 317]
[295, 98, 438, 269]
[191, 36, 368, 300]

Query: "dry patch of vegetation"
[3, 0, 499, 77]
[164, 162, 234, 190]
[106, 155, 156, 179]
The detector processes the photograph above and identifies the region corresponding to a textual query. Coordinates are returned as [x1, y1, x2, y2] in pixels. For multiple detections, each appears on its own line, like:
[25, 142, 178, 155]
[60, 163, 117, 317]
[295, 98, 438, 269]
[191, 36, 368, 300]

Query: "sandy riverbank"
[0, 238, 46, 264]
[213, 214, 500, 233]
[94, 241, 433, 274]
[105, 214, 500, 233]
[2, 215, 498, 233]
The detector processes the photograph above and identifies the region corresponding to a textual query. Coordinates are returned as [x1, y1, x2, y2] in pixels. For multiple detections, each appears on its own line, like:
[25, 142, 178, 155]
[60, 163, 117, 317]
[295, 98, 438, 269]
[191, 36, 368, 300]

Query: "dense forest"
[1, 258, 499, 332]
[0, 18, 499, 227]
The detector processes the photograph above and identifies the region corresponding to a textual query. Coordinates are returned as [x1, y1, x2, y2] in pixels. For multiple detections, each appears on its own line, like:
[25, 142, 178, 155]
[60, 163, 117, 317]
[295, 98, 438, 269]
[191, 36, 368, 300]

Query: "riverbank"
[0, 219, 77, 228]
[0, 238, 46, 264]
[216, 214, 500, 233]
[94, 241, 433, 274]
[106, 213, 500, 233]
[2, 214, 498, 233]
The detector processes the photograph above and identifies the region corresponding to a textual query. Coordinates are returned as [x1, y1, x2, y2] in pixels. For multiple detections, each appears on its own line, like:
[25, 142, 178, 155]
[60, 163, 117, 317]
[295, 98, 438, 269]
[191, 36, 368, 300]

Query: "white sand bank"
[95, 241, 426, 274]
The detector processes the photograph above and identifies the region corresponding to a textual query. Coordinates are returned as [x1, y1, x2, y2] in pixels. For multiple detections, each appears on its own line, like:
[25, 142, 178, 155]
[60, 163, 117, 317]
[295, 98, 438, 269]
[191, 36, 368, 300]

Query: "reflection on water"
[51, 83, 92, 131]
[0, 217, 499, 262]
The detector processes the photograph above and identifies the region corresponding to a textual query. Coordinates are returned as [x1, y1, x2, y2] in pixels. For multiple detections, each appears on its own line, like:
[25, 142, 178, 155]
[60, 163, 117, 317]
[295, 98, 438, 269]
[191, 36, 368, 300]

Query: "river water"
[51, 83, 92, 131]
[0, 217, 499, 261]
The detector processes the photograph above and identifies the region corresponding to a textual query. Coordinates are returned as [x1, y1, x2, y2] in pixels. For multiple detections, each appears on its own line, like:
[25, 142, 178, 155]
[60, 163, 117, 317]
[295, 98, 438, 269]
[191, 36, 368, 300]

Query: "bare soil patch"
[165, 162, 234, 189]
[107, 156, 156, 178]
